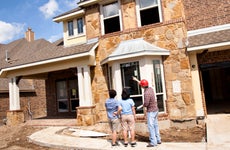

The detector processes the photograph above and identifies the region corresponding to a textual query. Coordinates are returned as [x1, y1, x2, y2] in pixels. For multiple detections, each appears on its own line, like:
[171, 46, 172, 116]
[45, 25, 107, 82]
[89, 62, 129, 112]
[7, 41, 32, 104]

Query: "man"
[105, 89, 120, 146]
[133, 77, 161, 147]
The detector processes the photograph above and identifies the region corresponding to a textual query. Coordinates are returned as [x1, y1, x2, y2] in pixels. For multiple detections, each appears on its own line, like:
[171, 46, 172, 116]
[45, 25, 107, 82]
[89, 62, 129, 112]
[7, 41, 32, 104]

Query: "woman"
[118, 88, 136, 147]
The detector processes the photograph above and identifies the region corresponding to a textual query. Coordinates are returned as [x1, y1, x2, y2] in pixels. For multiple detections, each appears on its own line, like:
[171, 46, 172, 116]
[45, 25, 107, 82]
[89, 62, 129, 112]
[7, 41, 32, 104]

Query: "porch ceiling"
[101, 38, 170, 64]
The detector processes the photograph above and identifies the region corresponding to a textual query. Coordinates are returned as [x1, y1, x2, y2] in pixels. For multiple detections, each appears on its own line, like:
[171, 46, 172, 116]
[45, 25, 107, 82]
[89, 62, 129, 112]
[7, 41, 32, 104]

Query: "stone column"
[7, 77, 24, 125]
[76, 105, 96, 126]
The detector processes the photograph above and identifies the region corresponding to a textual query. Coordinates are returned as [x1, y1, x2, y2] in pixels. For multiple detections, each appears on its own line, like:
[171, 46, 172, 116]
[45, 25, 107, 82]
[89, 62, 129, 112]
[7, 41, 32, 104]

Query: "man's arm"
[132, 76, 140, 84]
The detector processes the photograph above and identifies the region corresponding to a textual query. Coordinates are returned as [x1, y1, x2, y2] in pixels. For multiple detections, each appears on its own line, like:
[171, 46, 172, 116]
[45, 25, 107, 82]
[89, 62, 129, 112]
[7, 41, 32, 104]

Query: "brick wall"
[0, 79, 47, 124]
[183, 0, 230, 30]
[46, 69, 77, 118]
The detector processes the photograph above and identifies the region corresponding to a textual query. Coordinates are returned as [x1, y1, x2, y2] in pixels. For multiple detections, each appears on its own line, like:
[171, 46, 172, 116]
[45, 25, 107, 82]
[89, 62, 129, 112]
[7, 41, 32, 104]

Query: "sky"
[0, 0, 80, 44]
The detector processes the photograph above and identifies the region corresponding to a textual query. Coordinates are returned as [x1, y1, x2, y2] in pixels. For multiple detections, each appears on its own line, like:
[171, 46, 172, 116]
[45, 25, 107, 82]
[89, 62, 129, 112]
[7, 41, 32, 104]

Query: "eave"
[53, 9, 85, 23]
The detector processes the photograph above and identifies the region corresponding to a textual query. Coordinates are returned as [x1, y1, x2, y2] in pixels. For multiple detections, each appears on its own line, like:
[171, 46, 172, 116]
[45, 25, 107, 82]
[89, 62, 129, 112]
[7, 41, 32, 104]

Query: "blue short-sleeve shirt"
[105, 98, 119, 119]
[118, 98, 135, 115]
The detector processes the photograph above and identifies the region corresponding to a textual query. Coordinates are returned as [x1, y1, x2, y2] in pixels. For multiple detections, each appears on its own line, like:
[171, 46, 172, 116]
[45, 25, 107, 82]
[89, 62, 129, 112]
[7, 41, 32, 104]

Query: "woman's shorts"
[121, 114, 135, 131]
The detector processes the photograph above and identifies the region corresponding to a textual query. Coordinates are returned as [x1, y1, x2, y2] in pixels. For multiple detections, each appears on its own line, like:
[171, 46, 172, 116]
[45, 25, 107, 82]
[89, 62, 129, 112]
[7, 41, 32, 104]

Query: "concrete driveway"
[206, 114, 230, 149]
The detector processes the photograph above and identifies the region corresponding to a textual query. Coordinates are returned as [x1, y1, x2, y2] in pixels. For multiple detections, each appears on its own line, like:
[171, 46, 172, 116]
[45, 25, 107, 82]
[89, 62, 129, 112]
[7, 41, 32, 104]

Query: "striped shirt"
[143, 87, 158, 112]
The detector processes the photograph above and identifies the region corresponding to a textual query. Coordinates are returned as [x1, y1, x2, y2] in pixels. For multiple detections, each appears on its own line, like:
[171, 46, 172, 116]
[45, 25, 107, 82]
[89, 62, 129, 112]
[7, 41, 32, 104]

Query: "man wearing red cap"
[133, 77, 161, 147]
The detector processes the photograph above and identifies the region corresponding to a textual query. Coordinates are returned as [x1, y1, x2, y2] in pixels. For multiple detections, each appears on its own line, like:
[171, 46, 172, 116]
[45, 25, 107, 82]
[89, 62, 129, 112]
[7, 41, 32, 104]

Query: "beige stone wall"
[85, 5, 101, 39]
[76, 106, 96, 126]
[6, 110, 24, 125]
[121, 0, 137, 30]
[96, 23, 195, 121]
[84, 0, 196, 122]
[162, 0, 185, 21]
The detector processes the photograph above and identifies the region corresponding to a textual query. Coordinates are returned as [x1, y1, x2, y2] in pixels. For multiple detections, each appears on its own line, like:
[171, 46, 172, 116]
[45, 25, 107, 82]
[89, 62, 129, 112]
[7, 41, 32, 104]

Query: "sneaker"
[131, 142, 137, 147]
[112, 142, 120, 146]
[124, 142, 128, 147]
[157, 142, 162, 144]
[146, 144, 155, 147]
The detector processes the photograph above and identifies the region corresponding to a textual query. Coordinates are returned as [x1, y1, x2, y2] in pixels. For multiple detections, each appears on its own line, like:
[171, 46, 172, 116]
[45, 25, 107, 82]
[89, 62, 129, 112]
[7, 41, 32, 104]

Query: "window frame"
[76, 17, 84, 34]
[100, 0, 123, 35]
[66, 17, 85, 38]
[107, 56, 167, 114]
[56, 78, 79, 113]
[136, 0, 163, 27]
[67, 20, 74, 36]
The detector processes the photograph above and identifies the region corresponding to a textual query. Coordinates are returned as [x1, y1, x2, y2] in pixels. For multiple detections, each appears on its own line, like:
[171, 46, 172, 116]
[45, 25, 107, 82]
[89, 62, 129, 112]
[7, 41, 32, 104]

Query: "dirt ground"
[0, 123, 206, 150]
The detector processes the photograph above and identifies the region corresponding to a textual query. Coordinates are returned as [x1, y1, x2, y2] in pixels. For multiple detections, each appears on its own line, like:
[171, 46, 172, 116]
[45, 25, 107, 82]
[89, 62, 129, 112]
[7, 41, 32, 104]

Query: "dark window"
[140, 7, 160, 26]
[56, 78, 79, 112]
[68, 21, 74, 36]
[120, 61, 143, 114]
[104, 16, 120, 34]
[139, 0, 161, 26]
[102, 2, 121, 34]
[77, 18, 84, 34]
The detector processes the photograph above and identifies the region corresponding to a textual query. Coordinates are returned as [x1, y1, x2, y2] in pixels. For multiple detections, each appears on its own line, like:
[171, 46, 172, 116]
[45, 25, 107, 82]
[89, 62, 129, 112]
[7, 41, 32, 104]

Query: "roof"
[0, 38, 98, 70]
[0, 78, 35, 93]
[101, 38, 170, 64]
[188, 29, 230, 48]
[0, 37, 98, 91]
[187, 24, 230, 52]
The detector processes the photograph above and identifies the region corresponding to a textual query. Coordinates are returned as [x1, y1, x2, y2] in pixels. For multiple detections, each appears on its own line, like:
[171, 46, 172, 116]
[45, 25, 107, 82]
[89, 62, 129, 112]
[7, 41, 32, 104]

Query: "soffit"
[53, 8, 85, 23]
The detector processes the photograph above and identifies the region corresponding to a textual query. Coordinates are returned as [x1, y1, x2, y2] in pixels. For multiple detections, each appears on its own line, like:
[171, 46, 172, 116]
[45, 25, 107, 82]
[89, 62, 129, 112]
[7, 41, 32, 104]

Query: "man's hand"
[132, 76, 139, 82]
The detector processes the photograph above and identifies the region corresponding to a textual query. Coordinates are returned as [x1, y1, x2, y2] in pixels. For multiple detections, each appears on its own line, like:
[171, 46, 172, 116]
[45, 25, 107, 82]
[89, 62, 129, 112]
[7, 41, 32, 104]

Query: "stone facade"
[76, 105, 96, 126]
[83, 0, 196, 122]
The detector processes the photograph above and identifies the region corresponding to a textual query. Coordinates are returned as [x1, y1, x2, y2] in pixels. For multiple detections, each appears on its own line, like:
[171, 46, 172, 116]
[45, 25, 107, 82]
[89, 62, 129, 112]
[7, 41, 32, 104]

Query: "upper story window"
[68, 21, 74, 36]
[101, 1, 122, 34]
[77, 18, 84, 34]
[67, 17, 85, 37]
[136, 0, 162, 26]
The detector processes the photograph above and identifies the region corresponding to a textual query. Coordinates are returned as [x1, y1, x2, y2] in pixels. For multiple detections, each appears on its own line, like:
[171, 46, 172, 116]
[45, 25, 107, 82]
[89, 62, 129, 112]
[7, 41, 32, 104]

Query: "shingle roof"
[188, 29, 230, 48]
[0, 38, 97, 92]
[0, 78, 35, 93]
[0, 38, 97, 69]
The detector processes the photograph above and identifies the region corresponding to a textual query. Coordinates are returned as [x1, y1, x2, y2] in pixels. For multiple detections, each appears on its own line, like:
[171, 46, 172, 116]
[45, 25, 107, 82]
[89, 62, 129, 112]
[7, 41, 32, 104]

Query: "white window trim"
[100, 0, 123, 35]
[109, 56, 167, 114]
[152, 58, 167, 112]
[135, 0, 163, 27]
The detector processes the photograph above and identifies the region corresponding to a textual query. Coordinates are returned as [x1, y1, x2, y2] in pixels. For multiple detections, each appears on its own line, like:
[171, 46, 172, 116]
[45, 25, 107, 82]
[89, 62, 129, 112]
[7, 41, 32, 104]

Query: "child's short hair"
[109, 89, 117, 98]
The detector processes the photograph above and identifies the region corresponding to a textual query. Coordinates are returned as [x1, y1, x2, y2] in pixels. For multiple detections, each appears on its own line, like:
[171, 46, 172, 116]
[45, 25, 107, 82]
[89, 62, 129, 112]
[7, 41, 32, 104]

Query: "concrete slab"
[206, 114, 230, 145]
[69, 128, 109, 137]
[28, 126, 208, 150]
[26, 114, 230, 150]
